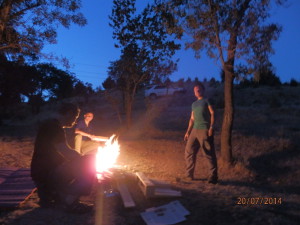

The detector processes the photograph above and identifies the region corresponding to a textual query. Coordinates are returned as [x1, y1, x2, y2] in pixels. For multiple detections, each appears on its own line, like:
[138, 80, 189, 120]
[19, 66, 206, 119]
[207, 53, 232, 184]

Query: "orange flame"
[96, 134, 120, 180]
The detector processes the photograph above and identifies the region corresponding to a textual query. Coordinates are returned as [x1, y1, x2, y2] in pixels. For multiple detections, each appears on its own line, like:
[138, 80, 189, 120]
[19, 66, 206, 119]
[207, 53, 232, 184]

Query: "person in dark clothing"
[184, 83, 218, 184]
[31, 103, 96, 213]
[74, 112, 108, 155]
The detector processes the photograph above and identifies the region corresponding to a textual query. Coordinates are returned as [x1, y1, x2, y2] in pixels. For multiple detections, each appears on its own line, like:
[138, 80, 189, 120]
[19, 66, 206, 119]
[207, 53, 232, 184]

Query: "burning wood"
[94, 135, 181, 223]
[95, 134, 120, 180]
[95, 134, 120, 225]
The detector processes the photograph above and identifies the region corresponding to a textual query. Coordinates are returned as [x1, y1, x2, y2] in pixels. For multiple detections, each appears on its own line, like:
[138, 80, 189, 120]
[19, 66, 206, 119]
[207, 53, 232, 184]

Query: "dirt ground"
[0, 85, 300, 225]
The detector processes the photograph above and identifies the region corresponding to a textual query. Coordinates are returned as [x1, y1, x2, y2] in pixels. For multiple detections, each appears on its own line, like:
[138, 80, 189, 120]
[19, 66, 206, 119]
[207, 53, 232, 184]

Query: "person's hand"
[208, 127, 213, 137]
[184, 132, 189, 141]
[89, 134, 95, 140]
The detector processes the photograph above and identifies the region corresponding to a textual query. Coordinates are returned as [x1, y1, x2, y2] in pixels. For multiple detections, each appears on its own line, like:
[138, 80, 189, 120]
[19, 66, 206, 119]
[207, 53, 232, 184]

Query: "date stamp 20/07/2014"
[236, 197, 282, 205]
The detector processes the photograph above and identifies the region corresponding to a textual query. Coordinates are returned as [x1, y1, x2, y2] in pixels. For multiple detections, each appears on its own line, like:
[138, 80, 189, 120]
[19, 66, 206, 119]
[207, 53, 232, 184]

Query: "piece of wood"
[116, 179, 136, 208]
[95, 183, 104, 225]
[136, 172, 155, 187]
[136, 172, 182, 198]
[136, 172, 156, 198]
[151, 179, 171, 188]
[154, 188, 182, 197]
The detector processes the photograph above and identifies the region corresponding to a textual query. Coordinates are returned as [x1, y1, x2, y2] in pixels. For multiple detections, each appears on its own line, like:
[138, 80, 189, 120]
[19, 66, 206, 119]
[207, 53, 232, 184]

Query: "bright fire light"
[96, 134, 120, 180]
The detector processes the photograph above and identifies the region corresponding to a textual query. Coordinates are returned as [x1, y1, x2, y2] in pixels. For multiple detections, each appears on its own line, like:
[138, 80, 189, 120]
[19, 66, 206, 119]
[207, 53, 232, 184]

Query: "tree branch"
[208, 0, 225, 67]
[10, 3, 41, 20]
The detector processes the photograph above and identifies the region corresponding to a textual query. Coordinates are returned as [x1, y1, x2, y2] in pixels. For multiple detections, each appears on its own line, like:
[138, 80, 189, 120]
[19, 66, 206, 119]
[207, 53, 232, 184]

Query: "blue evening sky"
[42, 0, 300, 88]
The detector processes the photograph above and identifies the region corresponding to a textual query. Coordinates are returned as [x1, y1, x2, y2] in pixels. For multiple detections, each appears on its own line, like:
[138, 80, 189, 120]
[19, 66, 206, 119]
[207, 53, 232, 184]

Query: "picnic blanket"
[0, 168, 36, 209]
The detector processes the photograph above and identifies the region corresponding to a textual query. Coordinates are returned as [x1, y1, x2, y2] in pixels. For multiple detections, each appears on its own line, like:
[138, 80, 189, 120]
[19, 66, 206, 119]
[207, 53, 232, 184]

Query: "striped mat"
[0, 168, 36, 209]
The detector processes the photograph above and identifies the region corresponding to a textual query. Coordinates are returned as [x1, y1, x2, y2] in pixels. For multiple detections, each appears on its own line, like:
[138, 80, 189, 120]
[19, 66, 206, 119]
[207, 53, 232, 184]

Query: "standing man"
[184, 83, 218, 184]
[74, 112, 108, 155]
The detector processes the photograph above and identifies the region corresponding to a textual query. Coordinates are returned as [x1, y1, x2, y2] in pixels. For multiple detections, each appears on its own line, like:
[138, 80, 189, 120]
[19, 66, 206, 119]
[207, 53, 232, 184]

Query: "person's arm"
[184, 111, 194, 141]
[54, 125, 81, 160]
[208, 105, 215, 137]
[75, 127, 94, 139]
[75, 127, 109, 142]
[55, 142, 81, 160]
[90, 135, 109, 142]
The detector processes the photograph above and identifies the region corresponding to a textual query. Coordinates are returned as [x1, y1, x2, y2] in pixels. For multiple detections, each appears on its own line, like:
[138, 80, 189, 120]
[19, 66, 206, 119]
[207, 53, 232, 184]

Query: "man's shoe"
[208, 177, 218, 184]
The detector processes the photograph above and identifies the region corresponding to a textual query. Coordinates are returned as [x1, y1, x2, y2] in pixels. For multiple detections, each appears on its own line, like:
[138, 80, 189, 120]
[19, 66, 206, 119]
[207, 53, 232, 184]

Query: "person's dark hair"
[84, 111, 93, 115]
[58, 103, 80, 115]
[194, 82, 205, 91]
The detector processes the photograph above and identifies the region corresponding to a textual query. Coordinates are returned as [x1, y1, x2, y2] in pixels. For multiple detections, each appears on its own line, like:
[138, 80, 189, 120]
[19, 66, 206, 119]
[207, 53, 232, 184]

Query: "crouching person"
[31, 103, 96, 213]
[74, 112, 109, 155]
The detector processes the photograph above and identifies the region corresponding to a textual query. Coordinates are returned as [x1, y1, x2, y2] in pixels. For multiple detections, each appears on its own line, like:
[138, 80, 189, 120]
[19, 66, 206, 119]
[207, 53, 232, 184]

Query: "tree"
[0, 0, 86, 60]
[186, 77, 192, 84]
[0, 59, 93, 117]
[0, 59, 22, 113]
[73, 80, 95, 103]
[176, 78, 185, 87]
[35, 63, 78, 100]
[102, 77, 116, 90]
[164, 77, 172, 86]
[0, 59, 44, 115]
[160, 0, 284, 165]
[254, 65, 281, 86]
[209, 77, 218, 87]
[290, 78, 298, 87]
[108, 0, 180, 127]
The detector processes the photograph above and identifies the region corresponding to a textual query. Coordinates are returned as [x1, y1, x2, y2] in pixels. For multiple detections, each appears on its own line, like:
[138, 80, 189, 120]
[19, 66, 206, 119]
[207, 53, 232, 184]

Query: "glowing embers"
[96, 134, 120, 180]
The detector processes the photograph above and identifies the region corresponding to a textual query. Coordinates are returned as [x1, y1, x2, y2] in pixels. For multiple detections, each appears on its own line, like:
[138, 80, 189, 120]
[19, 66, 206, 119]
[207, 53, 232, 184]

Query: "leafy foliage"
[289, 78, 298, 87]
[102, 77, 116, 90]
[159, 0, 283, 71]
[254, 67, 281, 86]
[0, 59, 93, 116]
[0, 0, 86, 60]
[108, 0, 180, 126]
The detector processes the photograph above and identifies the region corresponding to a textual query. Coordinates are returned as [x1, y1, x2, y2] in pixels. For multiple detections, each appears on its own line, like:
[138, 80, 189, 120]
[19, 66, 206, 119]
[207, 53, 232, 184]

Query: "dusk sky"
[43, 0, 300, 88]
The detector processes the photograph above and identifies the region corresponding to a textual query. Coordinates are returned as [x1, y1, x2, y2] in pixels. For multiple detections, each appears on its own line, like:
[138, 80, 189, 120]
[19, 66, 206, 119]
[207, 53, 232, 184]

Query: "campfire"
[95, 134, 120, 180]
[93, 133, 182, 225]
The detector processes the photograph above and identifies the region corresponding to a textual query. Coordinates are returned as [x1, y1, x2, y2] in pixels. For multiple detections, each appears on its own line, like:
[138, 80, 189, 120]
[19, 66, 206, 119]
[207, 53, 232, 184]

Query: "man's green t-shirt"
[192, 98, 211, 130]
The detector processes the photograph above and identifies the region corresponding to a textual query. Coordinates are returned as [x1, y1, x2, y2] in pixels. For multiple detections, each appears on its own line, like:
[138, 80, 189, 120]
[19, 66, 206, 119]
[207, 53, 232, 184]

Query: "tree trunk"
[0, 0, 13, 39]
[124, 91, 133, 128]
[221, 64, 234, 165]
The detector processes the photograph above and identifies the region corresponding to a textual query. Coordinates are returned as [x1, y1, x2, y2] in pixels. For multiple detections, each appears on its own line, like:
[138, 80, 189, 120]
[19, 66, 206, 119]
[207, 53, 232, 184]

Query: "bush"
[290, 78, 298, 87]
[258, 70, 281, 86]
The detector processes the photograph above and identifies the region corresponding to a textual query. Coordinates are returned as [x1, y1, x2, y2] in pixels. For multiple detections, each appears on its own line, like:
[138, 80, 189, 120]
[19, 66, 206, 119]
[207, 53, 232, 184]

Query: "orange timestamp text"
[236, 197, 282, 205]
